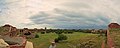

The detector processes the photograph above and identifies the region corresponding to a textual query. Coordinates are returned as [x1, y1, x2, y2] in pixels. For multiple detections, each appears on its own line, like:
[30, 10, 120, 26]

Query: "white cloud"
[0, 0, 120, 29]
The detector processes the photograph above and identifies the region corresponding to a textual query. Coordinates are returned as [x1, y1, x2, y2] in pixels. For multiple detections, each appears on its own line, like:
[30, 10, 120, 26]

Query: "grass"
[28, 33, 57, 48]
[28, 32, 105, 48]
[109, 29, 120, 48]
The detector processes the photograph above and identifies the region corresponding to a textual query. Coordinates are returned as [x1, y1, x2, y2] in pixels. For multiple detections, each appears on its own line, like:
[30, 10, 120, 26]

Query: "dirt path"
[25, 41, 33, 48]
[107, 29, 115, 48]
[101, 41, 105, 48]
[39, 43, 45, 47]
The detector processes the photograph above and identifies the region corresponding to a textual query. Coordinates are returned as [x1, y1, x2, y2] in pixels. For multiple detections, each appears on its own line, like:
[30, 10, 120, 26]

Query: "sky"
[0, 0, 120, 29]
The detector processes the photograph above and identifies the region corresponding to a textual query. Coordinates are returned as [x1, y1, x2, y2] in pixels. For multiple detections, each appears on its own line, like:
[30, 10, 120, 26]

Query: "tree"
[35, 34, 39, 38]
[54, 34, 68, 43]
[55, 30, 63, 34]
[58, 34, 67, 40]
[41, 32, 45, 34]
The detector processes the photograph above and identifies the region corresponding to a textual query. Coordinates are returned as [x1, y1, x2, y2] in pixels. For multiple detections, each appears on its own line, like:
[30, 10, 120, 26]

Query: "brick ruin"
[18, 28, 37, 39]
[108, 23, 120, 29]
[0, 24, 48, 48]
[1, 24, 46, 38]
[1, 23, 117, 48]
[2, 24, 18, 37]
[0, 24, 26, 48]
[18, 27, 46, 39]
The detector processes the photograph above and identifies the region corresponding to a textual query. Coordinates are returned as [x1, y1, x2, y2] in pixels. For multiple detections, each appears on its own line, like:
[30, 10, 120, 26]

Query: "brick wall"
[108, 23, 120, 28]
[9, 37, 27, 48]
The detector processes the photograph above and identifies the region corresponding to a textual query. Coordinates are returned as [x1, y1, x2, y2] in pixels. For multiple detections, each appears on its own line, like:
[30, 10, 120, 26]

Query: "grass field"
[109, 29, 120, 48]
[28, 32, 105, 48]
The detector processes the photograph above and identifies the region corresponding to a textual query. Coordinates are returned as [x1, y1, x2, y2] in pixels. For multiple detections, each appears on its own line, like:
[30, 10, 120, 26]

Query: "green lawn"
[28, 32, 105, 48]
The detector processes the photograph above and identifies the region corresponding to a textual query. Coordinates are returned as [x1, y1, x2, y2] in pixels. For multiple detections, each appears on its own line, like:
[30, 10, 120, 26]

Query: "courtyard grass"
[109, 29, 120, 48]
[28, 32, 105, 48]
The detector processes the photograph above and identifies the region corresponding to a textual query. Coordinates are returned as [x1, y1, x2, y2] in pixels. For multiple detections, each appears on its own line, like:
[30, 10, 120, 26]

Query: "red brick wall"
[9, 37, 27, 48]
[108, 23, 120, 28]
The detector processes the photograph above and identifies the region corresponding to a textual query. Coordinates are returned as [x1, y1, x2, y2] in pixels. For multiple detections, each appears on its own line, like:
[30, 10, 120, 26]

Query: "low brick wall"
[9, 37, 27, 48]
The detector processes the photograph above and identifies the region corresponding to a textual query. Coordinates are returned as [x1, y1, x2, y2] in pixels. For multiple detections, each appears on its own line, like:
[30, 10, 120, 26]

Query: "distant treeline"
[44, 29, 106, 34]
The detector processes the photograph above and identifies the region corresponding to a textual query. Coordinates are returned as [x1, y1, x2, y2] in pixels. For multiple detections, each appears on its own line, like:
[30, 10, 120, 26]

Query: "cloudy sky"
[0, 0, 120, 29]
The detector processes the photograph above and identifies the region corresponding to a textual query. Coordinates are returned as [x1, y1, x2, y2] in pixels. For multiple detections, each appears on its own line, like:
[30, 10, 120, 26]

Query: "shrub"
[64, 31, 68, 34]
[58, 34, 67, 41]
[68, 31, 73, 34]
[41, 32, 45, 34]
[46, 31, 50, 33]
[54, 34, 68, 43]
[55, 31, 62, 34]
[54, 38, 59, 43]
[35, 34, 39, 38]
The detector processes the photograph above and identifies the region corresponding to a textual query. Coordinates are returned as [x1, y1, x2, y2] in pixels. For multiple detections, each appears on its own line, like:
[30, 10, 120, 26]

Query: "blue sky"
[0, 0, 120, 29]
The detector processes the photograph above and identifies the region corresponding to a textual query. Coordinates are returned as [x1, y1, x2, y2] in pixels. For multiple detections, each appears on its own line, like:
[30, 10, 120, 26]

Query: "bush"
[46, 31, 51, 33]
[55, 30, 63, 34]
[35, 34, 39, 38]
[68, 31, 73, 34]
[41, 32, 45, 34]
[54, 34, 67, 42]
[58, 34, 67, 40]
[64, 31, 68, 34]
[54, 38, 59, 43]
[55, 34, 68, 43]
